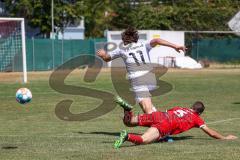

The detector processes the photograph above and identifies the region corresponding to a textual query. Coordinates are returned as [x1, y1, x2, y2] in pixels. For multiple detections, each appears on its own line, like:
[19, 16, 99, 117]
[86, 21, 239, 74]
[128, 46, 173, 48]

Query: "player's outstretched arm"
[201, 125, 238, 140]
[97, 49, 111, 62]
[150, 38, 187, 53]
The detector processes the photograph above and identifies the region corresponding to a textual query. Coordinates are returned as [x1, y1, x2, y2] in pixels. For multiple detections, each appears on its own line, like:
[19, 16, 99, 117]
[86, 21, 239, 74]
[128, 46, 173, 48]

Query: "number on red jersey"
[173, 109, 189, 118]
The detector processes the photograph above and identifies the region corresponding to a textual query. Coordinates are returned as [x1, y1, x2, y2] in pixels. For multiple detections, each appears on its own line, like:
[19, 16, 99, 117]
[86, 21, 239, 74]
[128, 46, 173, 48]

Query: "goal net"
[0, 18, 27, 83]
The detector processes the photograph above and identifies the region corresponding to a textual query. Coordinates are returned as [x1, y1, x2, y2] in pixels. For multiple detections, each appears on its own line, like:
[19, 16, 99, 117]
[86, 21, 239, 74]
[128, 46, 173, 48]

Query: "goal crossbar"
[0, 17, 24, 21]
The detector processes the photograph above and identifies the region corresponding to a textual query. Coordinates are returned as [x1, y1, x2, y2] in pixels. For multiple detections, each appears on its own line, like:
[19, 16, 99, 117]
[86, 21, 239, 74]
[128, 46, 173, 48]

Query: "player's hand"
[175, 46, 187, 53]
[97, 49, 111, 62]
[97, 49, 106, 57]
[224, 135, 238, 140]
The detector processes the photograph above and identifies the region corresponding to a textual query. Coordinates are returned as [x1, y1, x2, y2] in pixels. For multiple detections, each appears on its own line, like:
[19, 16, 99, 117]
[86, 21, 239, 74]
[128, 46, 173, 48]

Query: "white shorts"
[129, 70, 157, 103]
[132, 85, 157, 103]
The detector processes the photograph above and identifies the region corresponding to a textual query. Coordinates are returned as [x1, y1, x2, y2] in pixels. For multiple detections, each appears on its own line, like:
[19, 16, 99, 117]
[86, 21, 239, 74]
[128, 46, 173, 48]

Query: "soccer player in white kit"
[97, 27, 186, 113]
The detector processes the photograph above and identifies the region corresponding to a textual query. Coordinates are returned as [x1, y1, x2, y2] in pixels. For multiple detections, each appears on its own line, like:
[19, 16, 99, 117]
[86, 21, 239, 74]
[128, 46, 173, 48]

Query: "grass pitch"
[0, 69, 240, 160]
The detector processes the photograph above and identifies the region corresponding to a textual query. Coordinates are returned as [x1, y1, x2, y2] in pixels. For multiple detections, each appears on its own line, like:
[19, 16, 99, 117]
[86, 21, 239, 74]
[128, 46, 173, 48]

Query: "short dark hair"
[192, 101, 205, 115]
[121, 27, 139, 45]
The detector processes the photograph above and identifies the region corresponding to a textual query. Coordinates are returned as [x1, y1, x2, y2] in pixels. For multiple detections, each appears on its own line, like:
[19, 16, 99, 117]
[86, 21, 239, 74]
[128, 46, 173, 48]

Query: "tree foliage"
[112, 0, 240, 31]
[2, 0, 240, 38]
[4, 0, 85, 37]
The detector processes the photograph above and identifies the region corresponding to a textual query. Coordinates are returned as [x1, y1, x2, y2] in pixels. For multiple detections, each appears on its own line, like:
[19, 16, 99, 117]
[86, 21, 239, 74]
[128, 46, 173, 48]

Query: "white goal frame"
[0, 17, 27, 83]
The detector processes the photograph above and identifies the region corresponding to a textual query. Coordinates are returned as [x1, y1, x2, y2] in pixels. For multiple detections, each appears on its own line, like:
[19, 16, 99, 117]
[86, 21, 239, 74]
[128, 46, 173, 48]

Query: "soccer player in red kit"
[114, 97, 238, 148]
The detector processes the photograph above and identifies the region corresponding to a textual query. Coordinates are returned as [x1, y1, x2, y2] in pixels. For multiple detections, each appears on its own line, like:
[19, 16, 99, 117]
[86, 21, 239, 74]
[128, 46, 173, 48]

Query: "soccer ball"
[16, 88, 32, 104]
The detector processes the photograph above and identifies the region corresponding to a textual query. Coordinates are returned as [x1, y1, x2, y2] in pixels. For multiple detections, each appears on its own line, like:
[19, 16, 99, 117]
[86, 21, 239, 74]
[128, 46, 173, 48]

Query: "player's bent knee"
[123, 119, 136, 127]
[123, 113, 138, 126]
[123, 115, 131, 124]
[123, 119, 131, 126]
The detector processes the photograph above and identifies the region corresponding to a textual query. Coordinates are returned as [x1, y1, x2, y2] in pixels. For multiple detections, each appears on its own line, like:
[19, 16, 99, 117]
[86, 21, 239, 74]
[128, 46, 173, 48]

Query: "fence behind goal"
[1, 32, 240, 73]
[20, 38, 105, 71]
[185, 32, 240, 63]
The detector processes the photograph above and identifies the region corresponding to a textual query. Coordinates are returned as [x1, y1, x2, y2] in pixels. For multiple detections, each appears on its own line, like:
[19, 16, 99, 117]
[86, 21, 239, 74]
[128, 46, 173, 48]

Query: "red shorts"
[138, 112, 171, 137]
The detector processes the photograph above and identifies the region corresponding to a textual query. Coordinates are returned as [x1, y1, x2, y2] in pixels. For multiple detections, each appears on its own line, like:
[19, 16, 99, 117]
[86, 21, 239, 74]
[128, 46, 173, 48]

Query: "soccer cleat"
[114, 96, 133, 111]
[114, 130, 128, 149]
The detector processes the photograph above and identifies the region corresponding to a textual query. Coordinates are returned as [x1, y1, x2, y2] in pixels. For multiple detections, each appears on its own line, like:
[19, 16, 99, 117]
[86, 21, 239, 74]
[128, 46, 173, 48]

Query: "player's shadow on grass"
[76, 131, 119, 137]
[232, 102, 240, 104]
[76, 131, 196, 146]
[76, 131, 196, 141]
[116, 136, 196, 148]
[171, 136, 194, 141]
[1, 146, 18, 150]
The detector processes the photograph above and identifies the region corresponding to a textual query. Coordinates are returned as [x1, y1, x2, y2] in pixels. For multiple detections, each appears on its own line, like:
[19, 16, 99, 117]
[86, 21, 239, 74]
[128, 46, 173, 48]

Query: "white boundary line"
[207, 118, 240, 125]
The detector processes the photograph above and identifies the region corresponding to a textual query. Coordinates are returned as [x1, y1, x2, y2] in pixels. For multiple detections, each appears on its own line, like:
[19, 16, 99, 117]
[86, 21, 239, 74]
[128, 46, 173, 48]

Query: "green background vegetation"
[3, 0, 240, 37]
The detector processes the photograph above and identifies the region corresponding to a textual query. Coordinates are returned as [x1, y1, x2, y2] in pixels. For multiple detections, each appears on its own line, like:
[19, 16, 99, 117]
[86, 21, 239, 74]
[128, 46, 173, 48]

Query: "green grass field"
[0, 69, 240, 160]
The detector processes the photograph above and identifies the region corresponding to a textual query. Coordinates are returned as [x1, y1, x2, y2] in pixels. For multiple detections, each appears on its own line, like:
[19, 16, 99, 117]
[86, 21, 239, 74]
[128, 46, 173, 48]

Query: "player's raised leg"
[115, 96, 156, 127]
[122, 110, 138, 127]
[138, 97, 157, 114]
[115, 96, 138, 126]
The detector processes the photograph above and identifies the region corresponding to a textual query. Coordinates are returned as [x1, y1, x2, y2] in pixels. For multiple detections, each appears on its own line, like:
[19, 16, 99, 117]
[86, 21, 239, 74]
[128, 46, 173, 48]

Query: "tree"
[83, 0, 113, 37]
[3, 0, 240, 38]
[110, 0, 240, 32]
[4, 0, 85, 37]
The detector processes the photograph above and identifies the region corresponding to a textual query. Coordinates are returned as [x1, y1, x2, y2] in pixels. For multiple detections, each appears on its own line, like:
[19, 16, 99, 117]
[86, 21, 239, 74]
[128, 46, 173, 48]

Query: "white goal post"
[0, 17, 27, 83]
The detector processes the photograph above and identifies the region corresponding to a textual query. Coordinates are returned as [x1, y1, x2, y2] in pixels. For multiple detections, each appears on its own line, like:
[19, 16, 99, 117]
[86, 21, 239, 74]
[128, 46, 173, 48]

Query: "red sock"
[127, 134, 143, 144]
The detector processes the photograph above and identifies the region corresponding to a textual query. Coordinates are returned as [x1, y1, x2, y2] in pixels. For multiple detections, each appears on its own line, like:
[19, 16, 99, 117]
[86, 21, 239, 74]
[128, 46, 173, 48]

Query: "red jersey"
[166, 107, 205, 135]
[138, 106, 205, 137]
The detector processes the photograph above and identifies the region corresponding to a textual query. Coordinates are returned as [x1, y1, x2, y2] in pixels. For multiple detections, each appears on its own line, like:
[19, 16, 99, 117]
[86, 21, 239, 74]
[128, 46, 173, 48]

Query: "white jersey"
[108, 42, 152, 79]
[108, 41, 157, 102]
